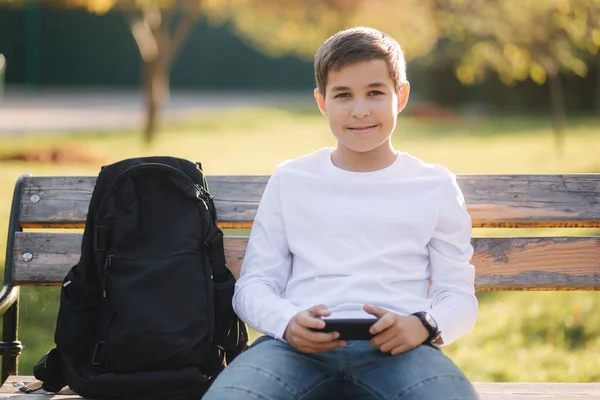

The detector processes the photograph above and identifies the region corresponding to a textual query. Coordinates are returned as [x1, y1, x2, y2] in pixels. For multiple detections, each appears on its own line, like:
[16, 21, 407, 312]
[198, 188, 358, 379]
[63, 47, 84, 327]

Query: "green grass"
[1, 106, 599, 381]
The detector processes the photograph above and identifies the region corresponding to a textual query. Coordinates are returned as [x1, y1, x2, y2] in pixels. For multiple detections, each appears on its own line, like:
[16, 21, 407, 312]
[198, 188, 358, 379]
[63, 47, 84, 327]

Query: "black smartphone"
[312, 318, 376, 340]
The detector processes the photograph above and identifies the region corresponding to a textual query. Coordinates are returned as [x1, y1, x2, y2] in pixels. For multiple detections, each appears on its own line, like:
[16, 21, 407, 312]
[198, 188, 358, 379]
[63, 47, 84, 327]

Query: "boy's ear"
[397, 82, 411, 113]
[314, 88, 328, 118]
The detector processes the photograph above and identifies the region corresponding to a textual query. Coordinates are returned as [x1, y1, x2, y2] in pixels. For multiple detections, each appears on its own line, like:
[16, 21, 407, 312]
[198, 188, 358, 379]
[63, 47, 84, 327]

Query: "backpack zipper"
[96, 163, 211, 221]
[102, 256, 112, 298]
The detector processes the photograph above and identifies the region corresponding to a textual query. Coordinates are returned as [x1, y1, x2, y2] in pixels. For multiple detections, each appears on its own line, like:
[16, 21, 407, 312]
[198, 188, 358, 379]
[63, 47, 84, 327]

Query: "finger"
[369, 313, 395, 336]
[390, 343, 413, 356]
[296, 312, 326, 330]
[307, 304, 331, 317]
[298, 340, 346, 353]
[286, 321, 336, 348]
[293, 320, 339, 342]
[378, 335, 404, 353]
[369, 327, 398, 348]
[298, 328, 341, 343]
[363, 304, 387, 318]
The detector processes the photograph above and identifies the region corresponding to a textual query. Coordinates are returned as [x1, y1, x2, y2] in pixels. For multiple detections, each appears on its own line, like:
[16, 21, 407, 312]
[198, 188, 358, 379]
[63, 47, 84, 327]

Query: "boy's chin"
[336, 142, 393, 154]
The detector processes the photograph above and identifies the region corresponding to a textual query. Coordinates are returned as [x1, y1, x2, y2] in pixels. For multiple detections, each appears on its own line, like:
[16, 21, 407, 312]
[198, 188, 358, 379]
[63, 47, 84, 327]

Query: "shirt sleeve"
[427, 174, 478, 346]
[232, 170, 303, 340]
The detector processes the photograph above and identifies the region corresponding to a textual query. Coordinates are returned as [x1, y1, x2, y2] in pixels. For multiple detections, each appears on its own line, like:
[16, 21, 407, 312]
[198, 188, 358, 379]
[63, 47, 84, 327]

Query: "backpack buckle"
[94, 226, 109, 252]
[91, 341, 106, 366]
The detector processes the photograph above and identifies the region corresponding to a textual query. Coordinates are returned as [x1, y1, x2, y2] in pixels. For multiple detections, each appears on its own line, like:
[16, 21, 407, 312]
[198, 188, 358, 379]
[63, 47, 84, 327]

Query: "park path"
[0, 87, 312, 135]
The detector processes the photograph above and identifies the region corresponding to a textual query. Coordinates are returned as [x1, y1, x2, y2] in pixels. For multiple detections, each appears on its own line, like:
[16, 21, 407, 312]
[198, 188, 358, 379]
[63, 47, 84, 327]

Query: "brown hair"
[314, 27, 407, 96]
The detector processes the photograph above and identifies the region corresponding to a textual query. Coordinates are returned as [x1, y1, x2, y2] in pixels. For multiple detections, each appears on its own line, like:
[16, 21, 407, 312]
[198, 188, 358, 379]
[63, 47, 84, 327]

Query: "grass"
[0, 105, 599, 382]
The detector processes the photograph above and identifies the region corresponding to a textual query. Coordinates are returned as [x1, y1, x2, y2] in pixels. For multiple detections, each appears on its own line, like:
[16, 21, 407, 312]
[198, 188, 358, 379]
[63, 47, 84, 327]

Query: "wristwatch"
[411, 311, 441, 344]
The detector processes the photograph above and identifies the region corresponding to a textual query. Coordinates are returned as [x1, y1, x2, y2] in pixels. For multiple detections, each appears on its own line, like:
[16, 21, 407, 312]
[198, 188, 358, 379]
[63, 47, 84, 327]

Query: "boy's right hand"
[283, 304, 346, 353]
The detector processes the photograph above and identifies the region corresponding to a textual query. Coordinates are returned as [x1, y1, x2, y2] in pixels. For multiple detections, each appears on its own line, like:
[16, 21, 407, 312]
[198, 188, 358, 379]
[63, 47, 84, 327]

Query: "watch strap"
[411, 312, 440, 344]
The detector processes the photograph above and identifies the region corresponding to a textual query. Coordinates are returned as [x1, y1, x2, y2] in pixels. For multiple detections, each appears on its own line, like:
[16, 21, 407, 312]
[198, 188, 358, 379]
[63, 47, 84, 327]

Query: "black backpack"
[33, 156, 248, 399]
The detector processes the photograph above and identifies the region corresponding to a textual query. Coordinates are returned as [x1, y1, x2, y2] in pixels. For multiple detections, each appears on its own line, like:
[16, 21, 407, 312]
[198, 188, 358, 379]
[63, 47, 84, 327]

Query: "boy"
[204, 27, 479, 400]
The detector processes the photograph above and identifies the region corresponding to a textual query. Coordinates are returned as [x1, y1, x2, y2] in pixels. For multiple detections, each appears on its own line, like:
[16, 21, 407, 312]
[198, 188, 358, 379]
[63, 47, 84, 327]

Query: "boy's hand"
[283, 304, 346, 353]
[364, 304, 429, 355]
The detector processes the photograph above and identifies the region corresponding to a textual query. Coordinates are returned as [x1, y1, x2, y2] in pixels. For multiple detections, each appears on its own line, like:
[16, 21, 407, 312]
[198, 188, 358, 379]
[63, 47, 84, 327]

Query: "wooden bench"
[1, 173, 599, 399]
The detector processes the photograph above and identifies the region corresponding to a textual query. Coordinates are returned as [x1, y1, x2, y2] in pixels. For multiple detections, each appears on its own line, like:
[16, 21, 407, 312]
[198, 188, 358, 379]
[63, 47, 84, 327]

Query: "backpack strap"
[93, 225, 111, 280]
[93, 226, 110, 253]
[206, 229, 230, 283]
[33, 348, 67, 393]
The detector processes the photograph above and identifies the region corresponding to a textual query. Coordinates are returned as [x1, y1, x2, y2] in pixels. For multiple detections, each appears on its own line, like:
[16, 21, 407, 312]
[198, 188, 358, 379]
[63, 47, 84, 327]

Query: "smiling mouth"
[347, 125, 378, 133]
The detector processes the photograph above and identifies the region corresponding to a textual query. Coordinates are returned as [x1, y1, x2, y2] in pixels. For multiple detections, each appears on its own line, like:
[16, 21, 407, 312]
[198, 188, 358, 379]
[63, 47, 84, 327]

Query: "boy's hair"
[314, 27, 407, 96]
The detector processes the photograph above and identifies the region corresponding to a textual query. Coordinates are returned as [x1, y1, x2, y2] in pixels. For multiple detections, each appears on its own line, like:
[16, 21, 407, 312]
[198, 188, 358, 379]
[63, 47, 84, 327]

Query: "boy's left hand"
[364, 304, 429, 355]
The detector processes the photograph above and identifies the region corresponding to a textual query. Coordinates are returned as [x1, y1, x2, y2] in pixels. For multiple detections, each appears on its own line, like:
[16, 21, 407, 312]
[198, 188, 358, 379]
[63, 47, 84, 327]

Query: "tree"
[45, 0, 204, 143]
[0, 0, 204, 143]
[435, 0, 600, 152]
[3, 0, 442, 143]
[6, 0, 374, 143]
[207, 0, 439, 61]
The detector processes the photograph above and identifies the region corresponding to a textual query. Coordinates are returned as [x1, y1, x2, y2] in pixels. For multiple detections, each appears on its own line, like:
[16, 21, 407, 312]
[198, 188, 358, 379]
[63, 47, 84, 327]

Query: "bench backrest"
[7, 174, 600, 290]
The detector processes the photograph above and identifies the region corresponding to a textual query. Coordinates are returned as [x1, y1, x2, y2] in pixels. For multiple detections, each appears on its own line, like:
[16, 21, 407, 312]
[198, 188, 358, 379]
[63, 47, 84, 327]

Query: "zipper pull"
[196, 183, 213, 200]
[195, 185, 210, 210]
[103, 257, 112, 298]
[200, 197, 209, 211]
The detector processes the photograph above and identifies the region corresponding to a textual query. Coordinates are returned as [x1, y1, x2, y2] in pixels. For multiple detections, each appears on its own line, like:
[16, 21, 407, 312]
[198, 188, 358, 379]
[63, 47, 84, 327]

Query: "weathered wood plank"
[462, 174, 600, 228]
[2, 376, 600, 399]
[18, 176, 268, 229]
[18, 175, 600, 229]
[13, 233, 600, 290]
[472, 237, 600, 290]
[12, 232, 247, 285]
[1, 375, 78, 398]
[472, 382, 600, 399]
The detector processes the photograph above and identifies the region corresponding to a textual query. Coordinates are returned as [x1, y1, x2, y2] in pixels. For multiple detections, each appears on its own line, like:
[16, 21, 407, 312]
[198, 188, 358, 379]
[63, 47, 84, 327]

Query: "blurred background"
[0, 0, 599, 383]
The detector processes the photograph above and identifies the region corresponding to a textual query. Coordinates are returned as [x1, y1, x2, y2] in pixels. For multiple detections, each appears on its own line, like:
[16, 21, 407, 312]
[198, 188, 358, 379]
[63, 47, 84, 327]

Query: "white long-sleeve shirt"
[233, 148, 478, 346]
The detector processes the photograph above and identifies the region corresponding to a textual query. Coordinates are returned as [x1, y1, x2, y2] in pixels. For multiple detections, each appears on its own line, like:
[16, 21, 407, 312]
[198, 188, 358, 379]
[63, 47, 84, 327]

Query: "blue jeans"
[203, 336, 479, 400]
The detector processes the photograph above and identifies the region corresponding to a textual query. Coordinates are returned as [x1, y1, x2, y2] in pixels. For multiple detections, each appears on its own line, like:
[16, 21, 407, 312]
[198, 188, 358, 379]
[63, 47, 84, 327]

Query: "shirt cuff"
[270, 305, 304, 342]
[426, 309, 449, 346]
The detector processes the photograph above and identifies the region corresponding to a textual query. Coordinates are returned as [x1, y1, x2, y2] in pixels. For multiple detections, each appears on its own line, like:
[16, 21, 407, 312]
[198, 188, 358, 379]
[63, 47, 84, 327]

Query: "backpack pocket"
[103, 252, 212, 373]
[55, 267, 101, 360]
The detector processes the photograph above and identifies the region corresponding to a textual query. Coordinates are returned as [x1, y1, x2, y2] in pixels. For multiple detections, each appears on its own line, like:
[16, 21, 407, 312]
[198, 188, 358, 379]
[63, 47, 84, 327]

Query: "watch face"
[425, 313, 438, 330]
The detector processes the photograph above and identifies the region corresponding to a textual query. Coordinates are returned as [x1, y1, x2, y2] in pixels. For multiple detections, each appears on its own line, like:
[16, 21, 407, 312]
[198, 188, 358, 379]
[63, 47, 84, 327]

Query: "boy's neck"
[331, 144, 398, 172]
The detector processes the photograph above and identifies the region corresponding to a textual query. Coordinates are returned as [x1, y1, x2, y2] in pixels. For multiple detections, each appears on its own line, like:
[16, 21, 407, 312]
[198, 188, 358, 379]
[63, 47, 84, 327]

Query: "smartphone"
[312, 318, 376, 341]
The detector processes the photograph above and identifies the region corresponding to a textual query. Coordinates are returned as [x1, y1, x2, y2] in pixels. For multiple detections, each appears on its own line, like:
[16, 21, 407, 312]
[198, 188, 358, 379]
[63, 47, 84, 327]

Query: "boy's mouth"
[347, 124, 378, 133]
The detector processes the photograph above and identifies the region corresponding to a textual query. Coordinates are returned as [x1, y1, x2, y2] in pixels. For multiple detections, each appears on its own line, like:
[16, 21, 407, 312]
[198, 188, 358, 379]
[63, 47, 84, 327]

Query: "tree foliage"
[205, 0, 439, 61]
[436, 0, 600, 86]
[435, 0, 600, 152]
[1, 0, 442, 142]
[3, 0, 599, 144]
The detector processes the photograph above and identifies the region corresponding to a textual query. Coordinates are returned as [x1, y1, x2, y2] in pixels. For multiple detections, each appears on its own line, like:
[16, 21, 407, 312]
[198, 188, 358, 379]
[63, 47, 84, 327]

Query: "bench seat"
[2, 376, 600, 399]
[2, 174, 599, 399]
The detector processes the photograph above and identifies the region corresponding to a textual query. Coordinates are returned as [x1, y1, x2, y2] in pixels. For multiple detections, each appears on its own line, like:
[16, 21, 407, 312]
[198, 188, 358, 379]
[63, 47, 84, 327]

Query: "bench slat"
[472, 237, 600, 290]
[19, 175, 600, 229]
[472, 382, 600, 398]
[2, 376, 600, 399]
[13, 232, 599, 290]
[18, 176, 268, 229]
[12, 232, 247, 285]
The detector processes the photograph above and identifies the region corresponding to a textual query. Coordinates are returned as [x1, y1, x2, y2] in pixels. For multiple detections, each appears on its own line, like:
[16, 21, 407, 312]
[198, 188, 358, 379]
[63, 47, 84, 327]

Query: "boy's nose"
[351, 103, 370, 119]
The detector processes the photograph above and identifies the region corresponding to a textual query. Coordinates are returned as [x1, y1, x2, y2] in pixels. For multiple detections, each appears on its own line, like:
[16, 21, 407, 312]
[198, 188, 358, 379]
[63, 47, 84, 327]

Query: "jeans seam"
[226, 364, 298, 395]
[341, 344, 348, 398]
[394, 374, 471, 400]
[346, 376, 387, 400]
[297, 376, 338, 400]
[210, 386, 271, 400]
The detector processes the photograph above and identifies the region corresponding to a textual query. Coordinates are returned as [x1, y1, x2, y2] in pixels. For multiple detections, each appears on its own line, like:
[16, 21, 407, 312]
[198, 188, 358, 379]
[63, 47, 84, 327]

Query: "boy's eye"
[368, 90, 384, 96]
[334, 93, 351, 99]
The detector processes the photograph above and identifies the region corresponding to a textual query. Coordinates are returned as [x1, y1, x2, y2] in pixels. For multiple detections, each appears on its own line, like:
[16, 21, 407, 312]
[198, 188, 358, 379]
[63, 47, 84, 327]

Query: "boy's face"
[314, 59, 409, 155]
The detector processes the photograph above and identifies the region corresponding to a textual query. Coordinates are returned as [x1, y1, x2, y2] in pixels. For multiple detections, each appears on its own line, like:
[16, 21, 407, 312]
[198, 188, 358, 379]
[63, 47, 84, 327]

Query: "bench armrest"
[2, 174, 30, 315]
[0, 285, 19, 315]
